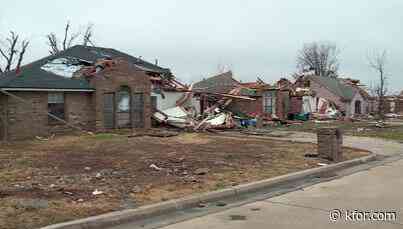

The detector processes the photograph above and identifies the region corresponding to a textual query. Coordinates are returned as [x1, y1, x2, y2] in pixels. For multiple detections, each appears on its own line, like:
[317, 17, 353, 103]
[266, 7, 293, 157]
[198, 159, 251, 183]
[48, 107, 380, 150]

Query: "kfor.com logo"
[330, 209, 398, 222]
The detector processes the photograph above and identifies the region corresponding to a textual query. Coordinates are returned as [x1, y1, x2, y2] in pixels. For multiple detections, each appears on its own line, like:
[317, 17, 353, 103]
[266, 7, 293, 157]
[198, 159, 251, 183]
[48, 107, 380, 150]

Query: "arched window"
[117, 86, 130, 113]
[117, 86, 131, 128]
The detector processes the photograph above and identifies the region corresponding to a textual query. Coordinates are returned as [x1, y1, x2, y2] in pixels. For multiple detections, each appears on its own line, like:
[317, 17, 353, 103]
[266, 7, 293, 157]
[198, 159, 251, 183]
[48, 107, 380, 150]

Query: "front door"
[132, 93, 144, 128]
[103, 93, 115, 129]
[354, 100, 362, 114]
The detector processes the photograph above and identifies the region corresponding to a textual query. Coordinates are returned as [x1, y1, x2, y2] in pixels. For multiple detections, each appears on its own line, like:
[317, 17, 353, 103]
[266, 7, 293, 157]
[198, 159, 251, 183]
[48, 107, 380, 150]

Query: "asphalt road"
[159, 158, 403, 229]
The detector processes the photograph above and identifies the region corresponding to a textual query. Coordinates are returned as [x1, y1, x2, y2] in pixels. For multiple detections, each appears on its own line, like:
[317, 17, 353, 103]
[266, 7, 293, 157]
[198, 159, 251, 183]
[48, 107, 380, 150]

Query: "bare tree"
[46, 21, 94, 55]
[216, 63, 232, 74]
[0, 31, 30, 74]
[82, 23, 94, 46]
[297, 41, 340, 78]
[368, 50, 388, 120]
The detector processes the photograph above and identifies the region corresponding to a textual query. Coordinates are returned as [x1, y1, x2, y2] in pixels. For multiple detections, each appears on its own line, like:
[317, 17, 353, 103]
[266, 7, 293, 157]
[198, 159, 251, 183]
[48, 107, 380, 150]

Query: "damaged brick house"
[193, 71, 290, 120]
[385, 93, 403, 115]
[293, 74, 369, 117]
[0, 45, 173, 141]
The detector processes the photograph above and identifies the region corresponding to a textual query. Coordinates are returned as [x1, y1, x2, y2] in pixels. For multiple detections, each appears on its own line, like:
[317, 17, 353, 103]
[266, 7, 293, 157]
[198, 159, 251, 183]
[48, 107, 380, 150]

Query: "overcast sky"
[1, 0, 402, 92]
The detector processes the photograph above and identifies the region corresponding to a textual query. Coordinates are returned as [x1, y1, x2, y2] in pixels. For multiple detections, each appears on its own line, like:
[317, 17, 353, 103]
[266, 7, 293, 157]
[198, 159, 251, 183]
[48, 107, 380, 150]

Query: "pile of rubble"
[152, 84, 257, 131]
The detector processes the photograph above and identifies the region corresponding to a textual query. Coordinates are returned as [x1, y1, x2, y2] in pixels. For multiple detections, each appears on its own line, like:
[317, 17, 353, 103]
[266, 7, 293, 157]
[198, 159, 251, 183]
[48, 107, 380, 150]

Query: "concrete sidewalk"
[110, 134, 403, 229]
[159, 158, 403, 229]
[261, 131, 403, 156]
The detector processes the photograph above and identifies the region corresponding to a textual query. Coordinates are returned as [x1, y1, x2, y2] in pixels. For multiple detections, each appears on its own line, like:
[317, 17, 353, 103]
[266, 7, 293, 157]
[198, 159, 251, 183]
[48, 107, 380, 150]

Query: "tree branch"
[62, 21, 70, 51]
[46, 33, 59, 55]
[83, 23, 94, 46]
[0, 31, 30, 74]
[5, 31, 19, 72]
[297, 41, 339, 77]
[16, 40, 29, 70]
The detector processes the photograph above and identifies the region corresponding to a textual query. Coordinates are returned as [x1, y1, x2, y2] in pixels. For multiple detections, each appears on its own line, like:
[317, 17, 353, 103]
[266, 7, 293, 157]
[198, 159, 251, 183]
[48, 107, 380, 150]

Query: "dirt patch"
[0, 132, 369, 229]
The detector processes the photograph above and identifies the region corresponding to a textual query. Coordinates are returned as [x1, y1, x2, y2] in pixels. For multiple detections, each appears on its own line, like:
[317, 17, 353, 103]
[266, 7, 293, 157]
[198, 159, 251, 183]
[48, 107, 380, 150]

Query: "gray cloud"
[1, 0, 402, 92]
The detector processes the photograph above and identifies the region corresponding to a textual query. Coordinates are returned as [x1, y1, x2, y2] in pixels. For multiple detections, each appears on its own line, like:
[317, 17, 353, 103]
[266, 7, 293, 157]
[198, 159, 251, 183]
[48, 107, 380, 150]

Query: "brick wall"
[290, 96, 303, 114]
[0, 94, 6, 141]
[1, 59, 152, 140]
[385, 97, 403, 114]
[48, 92, 94, 134]
[275, 90, 290, 120]
[4, 92, 49, 140]
[227, 97, 263, 116]
[89, 59, 151, 131]
[317, 128, 343, 162]
[1, 91, 94, 140]
[259, 89, 290, 120]
[66, 92, 95, 128]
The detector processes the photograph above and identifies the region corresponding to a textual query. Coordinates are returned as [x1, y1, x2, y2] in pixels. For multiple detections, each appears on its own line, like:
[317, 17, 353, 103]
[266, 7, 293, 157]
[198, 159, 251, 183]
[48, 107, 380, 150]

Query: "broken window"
[48, 92, 65, 123]
[117, 87, 130, 113]
[263, 91, 276, 114]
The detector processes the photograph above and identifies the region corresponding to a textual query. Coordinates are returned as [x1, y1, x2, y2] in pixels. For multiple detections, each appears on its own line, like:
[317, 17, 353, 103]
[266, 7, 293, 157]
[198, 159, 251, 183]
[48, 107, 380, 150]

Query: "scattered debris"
[304, 153, 318, 158]
[216, 201, 227, 207]
[357, 128, 365, 132]
[149, 164, 163, 171]
[128, 129, 179, 138]
[197, 202, 208, 208]
[35, 134, 55, 141]
[49, 184, 57, 188]
[132, 185, 142, 193]
[92, 189, 104, 196]
[194, 168, 210, 175]
[375, 121, 386, 128]
[64, 191, 74, 196]
[229, 215, 247, 221]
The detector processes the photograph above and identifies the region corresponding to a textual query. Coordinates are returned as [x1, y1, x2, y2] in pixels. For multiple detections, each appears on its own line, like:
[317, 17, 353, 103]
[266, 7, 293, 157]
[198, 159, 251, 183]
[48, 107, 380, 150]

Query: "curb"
[41, 154, 377, 229]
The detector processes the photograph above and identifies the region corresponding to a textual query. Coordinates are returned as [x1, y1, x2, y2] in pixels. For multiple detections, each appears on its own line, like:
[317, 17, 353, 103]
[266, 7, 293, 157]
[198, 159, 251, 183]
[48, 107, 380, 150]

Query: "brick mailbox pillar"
[317, 128, 343, 162]
[256, 116, 263, 129]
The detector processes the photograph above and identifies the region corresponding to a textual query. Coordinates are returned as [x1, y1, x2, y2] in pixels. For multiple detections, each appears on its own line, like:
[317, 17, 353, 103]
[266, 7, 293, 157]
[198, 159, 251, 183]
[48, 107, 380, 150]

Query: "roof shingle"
[193, 71, 240, 94]
[0, 45, 170, 90]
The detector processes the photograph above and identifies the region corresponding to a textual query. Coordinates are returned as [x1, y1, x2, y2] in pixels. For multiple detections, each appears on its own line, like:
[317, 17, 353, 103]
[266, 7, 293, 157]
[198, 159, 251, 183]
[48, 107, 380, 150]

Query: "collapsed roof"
[306, 75, 355, 101]
[0, 45, 171, 90]
[193, 71, 241, 94]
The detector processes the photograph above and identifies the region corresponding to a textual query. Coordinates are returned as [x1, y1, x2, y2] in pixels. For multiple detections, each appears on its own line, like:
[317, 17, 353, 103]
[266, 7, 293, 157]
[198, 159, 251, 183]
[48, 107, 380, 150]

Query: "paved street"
[158, 133, 403, 229]
[160, 158, 403, 229]
[110, 133, 403, 229]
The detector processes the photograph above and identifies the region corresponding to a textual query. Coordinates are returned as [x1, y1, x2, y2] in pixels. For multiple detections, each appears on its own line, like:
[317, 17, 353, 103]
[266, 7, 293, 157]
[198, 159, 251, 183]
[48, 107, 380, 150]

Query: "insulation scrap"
[41, 58, 86, 78]
[153, 106, 194, 128]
